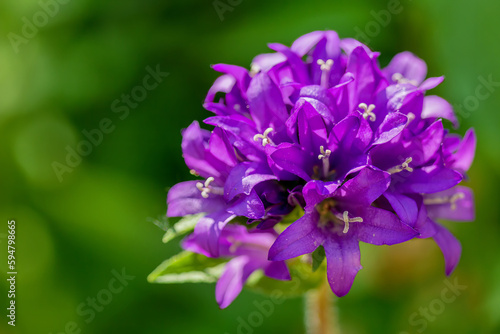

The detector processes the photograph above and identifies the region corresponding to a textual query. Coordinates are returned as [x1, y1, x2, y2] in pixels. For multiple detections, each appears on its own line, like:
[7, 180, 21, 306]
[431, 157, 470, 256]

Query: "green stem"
[304, 279, 340, 334]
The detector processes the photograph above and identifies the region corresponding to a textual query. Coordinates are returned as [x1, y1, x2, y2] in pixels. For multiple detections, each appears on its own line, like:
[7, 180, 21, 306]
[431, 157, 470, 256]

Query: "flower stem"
[304, 279, 340, 334]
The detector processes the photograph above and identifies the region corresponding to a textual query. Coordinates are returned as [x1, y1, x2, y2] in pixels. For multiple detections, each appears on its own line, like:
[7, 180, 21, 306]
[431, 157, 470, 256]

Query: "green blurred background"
[1, 0, 499, 333]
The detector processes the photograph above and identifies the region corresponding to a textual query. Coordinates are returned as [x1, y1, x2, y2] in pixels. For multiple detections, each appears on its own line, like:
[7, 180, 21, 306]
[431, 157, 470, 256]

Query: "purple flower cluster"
[167, 31, 476, 308]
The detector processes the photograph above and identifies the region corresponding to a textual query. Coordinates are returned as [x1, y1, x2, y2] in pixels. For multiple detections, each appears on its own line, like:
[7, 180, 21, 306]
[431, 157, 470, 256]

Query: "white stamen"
[392, 72, 418, 86]
[317, 59, 334, 88]
[318, 145, 331, 178]
[317, 145, 331, 160]
[424, 192, 465, 210]
[342, 211, 363, 234]
[253, 127, 275, 147]
[359, 103, 376, 122]
[189, 169, 199, 176]
[388, 157, 413, 174]
[250, 64, 261, 77]
[196, 176, 222, 198]
[407, 112, 415, 125]
[317, 59, 334, 71]
[233, 104, 241, 111]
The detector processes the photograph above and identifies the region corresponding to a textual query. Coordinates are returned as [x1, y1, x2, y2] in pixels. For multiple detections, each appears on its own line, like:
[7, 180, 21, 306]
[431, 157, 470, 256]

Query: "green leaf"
[161, 213, 205, 244]
[148, 250, 226, 284]
[148, 215, 170, 232]
[311, 245, 325, 272]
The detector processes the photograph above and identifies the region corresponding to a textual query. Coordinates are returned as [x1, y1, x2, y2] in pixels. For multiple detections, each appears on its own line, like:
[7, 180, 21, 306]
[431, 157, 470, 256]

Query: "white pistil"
[318, 145, 331, 178]
[387, 157, 413, 174]
[253, 127, 275, 147]
[317, 59, 334, 88]
[359, 103, 376, 122]
[407, 112, 415, 125]
[342, 211, 363, 234]
[424, 192, 465, 210]
[392, 72, 418, 86]
[250, 64, 261, 77]
[195, 176, 223, 198]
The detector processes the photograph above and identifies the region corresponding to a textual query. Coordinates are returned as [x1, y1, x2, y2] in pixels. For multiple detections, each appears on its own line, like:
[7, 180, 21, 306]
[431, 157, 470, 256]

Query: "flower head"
[164, 30, 476, 305]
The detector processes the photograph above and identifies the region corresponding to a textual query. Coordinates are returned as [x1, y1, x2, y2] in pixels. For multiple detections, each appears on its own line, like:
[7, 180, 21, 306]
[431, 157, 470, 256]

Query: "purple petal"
[411, 120, 445, 166]
[268, 43, 310, 84]
[324, 234, 362, 297]
[431, 221, 462, 275]
[425, 186, 475, 222]
[302, 180, 339, 209]
[208, 127, 238, 170]
[294, 100, 328, 152]
[328, 115, 360, 151]
[443, 134, 461, 152]
[291, 31, 324, 56]
[383, 51, 427, 85]
[329, 72, 354, 119]
[448, 128, 476, 174]
[224, 162, 277, 201]
[204, 115, 264, 162]
[353, 206, 418, 245]
[372, 112, 408, 146]
[383, 191, 419, 227]
[335, 167, 391, 206]
[399, 90, 424, 124]
[413, 199, 438, 238]
[216, 256, 259, 309]
[251, 53, 287, 73]
[182, 233, 210, 256]
[264, 143, 300, 181]
[295, 85, 337, 124]
[311, 32, 343, 86]
[370, 120, 445, 171]
[416, 218, 438, 239]
[419, 76, 444, 91]
[211, 63, 250, 95]
[268, 143, 314, 181]
[181, 121, 219, 179]
[205, 74, 236, 103]
[264, 261, 291, 281]
[167, 181, 226, 217]
[340, 38, 372, 56]
[353, 112, 373, 151]
[204, 115, 257, 139]
[247, 72, 288, 132]
[392, 166, 463, 194]
[422, 95, 458, 127]
[227, 189, 265, 219]
[190, 211, 235, 257]
[268, 212, 325, 261]
[345, 46, 387, 107]
[219, 225, 275, 256]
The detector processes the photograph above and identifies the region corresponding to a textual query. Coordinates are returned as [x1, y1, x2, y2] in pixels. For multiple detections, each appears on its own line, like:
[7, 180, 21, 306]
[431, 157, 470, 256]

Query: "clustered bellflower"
[166, 31, 476, 308]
